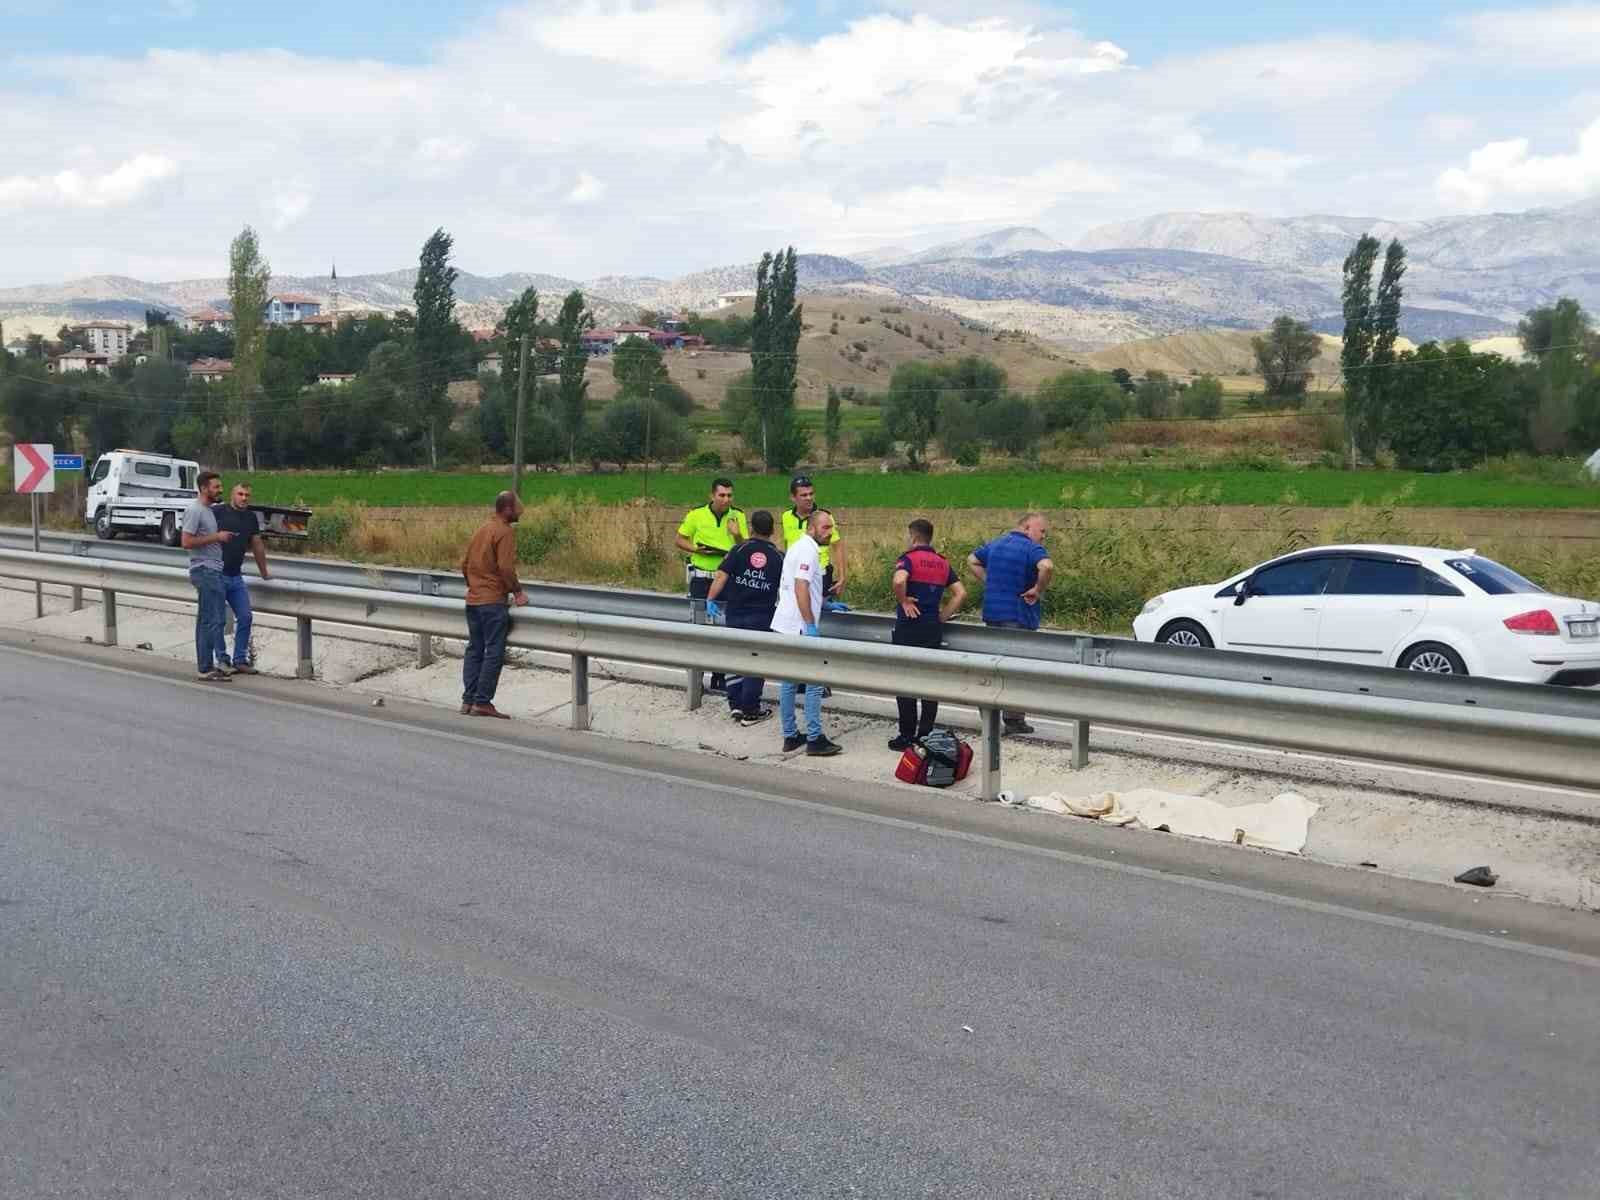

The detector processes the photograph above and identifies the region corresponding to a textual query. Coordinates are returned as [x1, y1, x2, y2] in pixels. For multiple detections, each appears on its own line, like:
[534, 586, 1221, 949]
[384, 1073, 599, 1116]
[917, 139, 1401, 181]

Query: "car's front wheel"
[1398, 642, 1468, 675]
[1156, 619, 1214, 649]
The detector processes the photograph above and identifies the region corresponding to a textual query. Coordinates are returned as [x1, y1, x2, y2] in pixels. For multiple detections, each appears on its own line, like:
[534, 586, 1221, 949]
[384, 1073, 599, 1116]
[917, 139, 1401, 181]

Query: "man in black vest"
[707, 509, 783, 726]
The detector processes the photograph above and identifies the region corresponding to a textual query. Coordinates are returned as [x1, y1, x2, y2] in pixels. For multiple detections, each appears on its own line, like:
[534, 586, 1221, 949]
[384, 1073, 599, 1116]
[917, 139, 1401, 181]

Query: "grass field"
[284, 494, 1600, 634]
[244, 465, 1600, 512]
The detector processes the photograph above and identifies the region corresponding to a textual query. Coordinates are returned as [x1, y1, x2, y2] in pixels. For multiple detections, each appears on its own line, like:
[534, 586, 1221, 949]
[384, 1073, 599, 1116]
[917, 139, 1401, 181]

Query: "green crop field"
[243, 466, 1600, 513]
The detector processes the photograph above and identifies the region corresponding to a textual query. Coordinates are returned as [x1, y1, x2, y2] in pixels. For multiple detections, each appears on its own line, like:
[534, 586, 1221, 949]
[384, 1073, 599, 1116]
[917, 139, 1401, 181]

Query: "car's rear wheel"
[1398, 642, 1468, 675]
[159, 512, 179, 547]
[1156, 619, 1214, 649]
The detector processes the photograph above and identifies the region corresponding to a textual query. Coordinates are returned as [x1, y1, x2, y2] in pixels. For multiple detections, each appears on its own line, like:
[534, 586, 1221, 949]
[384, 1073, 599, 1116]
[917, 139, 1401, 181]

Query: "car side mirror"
[1233, 579, 1251, 606]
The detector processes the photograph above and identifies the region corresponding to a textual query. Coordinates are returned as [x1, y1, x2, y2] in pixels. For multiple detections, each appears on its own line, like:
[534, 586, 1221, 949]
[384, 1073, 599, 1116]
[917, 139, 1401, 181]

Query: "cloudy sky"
[2, 1, 1598, 286]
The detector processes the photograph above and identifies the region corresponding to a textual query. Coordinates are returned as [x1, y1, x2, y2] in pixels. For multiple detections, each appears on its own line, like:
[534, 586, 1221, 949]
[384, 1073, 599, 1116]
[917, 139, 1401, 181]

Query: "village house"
[189, 357, 234, 383]
[613, 322, 656, 345]
[293, 313, 340, 334]
[76, 320, 133, 360]
[478, 353, 503, 376]
[265, 293, 322, 325]
[580, 328, 617, 357]
[182, 308, 233, 333]
[48, 350, 111, 375]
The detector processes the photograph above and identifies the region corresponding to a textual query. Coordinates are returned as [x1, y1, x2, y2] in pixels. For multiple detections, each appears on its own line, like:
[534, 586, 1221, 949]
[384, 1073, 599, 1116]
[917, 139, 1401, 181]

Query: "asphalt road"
[3, 644, 1598, 1198]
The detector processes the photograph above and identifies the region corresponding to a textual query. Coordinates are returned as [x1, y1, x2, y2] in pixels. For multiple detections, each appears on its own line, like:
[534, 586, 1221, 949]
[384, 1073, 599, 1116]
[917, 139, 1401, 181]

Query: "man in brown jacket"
[458, 491, 528, 718]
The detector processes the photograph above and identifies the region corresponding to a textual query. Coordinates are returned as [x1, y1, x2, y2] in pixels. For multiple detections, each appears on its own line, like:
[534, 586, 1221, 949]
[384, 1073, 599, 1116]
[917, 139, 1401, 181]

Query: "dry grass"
[302, 495, 1600, 634]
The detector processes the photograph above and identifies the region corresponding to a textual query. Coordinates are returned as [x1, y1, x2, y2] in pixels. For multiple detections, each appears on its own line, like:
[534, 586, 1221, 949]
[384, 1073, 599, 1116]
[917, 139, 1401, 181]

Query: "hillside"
[1074, 197, 1600, 328]
[6, 197, 1597, 357]
[581, 291, 1077, 408]
[1084, 328, 1524, 392]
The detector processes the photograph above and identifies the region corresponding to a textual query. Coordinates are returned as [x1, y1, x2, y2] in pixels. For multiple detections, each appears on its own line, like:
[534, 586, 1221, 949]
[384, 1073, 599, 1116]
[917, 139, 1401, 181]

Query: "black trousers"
[724, 607, 772, 713]
[892, 621, 943, 738]
[688, 573, 725, 689]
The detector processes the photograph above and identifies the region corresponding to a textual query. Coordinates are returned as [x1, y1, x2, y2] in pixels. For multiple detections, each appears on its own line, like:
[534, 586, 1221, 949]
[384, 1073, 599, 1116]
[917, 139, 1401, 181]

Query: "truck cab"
[86, 451, 201, 545]
[84, 450, 311, 545]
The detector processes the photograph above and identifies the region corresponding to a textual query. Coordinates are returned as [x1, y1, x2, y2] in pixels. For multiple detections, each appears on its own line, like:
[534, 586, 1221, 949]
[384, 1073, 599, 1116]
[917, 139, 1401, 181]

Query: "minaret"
[330, 261, 341, 318]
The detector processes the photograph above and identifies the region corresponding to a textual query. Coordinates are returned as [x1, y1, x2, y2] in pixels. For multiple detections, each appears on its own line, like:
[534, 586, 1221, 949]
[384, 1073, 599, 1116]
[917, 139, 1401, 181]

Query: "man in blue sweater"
[968, 512, 1054, 735]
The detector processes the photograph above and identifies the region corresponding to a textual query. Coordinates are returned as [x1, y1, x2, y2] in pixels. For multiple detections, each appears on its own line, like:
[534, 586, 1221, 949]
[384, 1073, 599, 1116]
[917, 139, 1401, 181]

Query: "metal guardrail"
[819, 613, 1600, 721]
[10, 527, 1600, 723]
[5, 546, 1600, 799]
[9, 523, 1600, 732]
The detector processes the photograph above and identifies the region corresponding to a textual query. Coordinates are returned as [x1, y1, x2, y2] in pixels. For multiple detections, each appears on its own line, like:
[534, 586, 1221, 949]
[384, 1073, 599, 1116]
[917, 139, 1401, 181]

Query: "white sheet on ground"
[1030, 788, 1321, 854]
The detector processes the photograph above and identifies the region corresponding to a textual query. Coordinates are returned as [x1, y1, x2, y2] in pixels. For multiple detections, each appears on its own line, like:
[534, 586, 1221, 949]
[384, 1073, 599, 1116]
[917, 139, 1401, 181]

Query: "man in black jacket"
[707, 509, 784, 726]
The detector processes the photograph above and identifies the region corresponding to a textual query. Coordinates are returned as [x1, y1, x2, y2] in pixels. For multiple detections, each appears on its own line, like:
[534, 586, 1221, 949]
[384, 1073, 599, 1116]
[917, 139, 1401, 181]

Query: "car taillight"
[1503, 609, 1559, 635]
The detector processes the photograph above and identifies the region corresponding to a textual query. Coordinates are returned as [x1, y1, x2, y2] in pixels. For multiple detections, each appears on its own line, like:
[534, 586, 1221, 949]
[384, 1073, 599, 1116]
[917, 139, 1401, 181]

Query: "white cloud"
[523, 0, 774, 81]
[1436, 116, 1600, 208]
[726, 14, 1128, 159]
[1423, 113, 1476, 142]
[269, 184, 313, 230]
[1455, 4, 1600, 66]
[0, 153, 176, 212]
[0, 4, 1573, 285]
[568, 171, 607, 203]
[1137, 35, 1438, 113]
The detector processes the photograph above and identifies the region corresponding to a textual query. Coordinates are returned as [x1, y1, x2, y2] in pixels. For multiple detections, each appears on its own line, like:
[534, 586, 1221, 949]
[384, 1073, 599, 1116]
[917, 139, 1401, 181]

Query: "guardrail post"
[685, 598, 705, 711]
[979, 706, 1002, 802]
[416, 577, 435, 666]
[296, 617, 314, 679]
[102, 589, 117, 646]
[1068, 719, 1089, 770]
[71, 585, 83, 612]
[571, 653, 590, 731]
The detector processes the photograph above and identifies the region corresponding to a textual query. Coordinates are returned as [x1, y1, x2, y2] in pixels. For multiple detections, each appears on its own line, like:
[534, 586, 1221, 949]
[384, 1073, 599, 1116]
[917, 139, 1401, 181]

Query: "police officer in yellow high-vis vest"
[781, 473, 845, 599]
[780, 473, 845, 698]
[675, 476, 748, 692]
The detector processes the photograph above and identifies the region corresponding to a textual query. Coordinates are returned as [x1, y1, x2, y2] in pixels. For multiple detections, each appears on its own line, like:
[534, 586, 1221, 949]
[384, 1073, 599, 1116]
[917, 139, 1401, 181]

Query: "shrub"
[1182, 375, 1224, 420]
[309, 499, 360, 552]
[685, 448, 723, 470]
[849, 426, 894, 458]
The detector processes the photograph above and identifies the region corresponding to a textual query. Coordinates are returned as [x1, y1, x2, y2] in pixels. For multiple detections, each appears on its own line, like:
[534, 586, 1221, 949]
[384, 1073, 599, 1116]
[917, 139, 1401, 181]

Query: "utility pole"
[512, 330, 530, 496]
[642, 380, 653, 500]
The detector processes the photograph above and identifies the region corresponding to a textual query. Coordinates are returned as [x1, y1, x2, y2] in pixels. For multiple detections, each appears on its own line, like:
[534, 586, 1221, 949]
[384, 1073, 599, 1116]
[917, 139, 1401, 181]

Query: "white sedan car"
[1132, 544, 1600, 685]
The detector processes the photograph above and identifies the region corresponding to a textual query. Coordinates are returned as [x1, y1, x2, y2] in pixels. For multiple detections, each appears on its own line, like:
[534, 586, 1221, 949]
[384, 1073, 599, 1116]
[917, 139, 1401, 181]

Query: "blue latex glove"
[822, 598, 851, 613]
[704, 599, 723, 622]
[802, 622, 819, 637]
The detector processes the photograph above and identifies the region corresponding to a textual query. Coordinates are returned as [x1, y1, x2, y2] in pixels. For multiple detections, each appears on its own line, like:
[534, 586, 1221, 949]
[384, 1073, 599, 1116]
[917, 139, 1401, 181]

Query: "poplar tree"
[227, 226, 271, 470]
[554, 289, 594, 466]
[1339, 235, 1381, 466]
[1364, 239, 1407, 459]
[749, 247, 804, 470]
[413, 227, 459, 468]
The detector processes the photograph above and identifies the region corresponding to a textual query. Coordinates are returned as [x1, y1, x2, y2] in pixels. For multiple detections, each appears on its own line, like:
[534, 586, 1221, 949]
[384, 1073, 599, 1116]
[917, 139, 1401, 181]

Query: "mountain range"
[2, 198, 1595, 350]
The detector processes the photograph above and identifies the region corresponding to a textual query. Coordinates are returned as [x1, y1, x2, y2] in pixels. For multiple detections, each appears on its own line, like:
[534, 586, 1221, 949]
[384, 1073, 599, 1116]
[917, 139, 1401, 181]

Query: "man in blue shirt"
[968, 512, 1053, 734]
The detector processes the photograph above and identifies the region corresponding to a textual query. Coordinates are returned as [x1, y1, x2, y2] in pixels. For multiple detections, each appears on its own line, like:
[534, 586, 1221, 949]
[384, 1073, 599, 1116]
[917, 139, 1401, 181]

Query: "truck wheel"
[94, 508, 116, 540]
[159, 513, 179, 547]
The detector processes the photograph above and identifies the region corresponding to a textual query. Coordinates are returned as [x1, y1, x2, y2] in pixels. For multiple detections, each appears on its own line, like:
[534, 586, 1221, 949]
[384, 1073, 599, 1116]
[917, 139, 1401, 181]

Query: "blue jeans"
[985, 619, 1030, 723]
[189, 566, 226, 673]
[213, 573, 253, 666]
[463, 602, 510, 706]
[779, 630, 824, 739]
